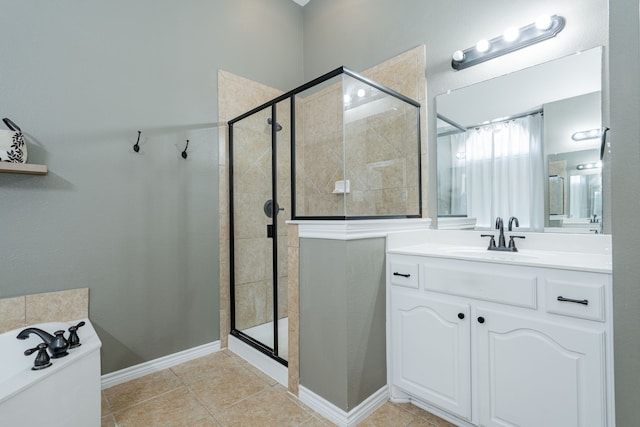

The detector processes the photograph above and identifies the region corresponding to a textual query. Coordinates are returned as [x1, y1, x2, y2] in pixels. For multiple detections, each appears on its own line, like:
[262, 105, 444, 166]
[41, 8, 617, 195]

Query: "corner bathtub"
[0, 318, 102, 426]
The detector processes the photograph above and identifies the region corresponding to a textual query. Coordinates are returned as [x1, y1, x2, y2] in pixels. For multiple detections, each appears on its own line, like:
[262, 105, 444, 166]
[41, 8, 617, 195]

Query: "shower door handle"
[267, 224, 274, 238]
[264, 199, 284, 218]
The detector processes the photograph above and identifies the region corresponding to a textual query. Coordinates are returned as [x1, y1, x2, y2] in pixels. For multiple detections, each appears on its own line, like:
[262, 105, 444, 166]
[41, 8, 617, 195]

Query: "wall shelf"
[0, 162, 48, 175]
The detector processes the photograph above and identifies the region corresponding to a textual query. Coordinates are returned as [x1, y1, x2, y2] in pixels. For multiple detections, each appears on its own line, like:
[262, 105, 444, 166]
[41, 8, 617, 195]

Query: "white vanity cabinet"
[388, 252, 613, 427]
[390, 289, 472, 419]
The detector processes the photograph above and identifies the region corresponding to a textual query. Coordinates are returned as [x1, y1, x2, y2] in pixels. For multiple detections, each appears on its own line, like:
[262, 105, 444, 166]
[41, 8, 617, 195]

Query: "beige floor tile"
[358, 402, 416, 427]
[189, 366, 270, 412]
[188, 416, 224, 426]
[215, 388, 313, 427]
[101, 391, 111, 415]
[101, 414, 116, 427]
[114, 387, 209, 427]
[104, 369, 183, 412]
[389, 402, 451, 426]
[298, 416, 332, 426]
[393, 402, 424, 416]
[407, 417, 438, 427]
[172, 351, 241, 385]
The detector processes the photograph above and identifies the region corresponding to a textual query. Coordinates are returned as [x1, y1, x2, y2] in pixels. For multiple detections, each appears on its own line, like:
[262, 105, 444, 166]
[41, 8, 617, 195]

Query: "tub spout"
[17, 327, 69, 358]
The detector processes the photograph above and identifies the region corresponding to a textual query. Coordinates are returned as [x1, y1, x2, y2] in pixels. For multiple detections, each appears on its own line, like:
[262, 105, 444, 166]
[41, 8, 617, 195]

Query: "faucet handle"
[24, 342, 52, 370]
[68, 321, 86, 349]
[481, 234, 497, 249]
[508, 235, 526, 251]
[49, 330, 70, 359]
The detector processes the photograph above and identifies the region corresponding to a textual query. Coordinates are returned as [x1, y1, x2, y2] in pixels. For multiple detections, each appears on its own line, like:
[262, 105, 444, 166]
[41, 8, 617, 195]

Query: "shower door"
[229, 100, 290, 365]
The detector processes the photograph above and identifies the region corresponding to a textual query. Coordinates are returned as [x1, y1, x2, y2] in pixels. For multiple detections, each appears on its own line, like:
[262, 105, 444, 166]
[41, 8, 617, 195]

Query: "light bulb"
[452, 50, 465, 62]
[357, 88, 366, 98]
[504, 27, 519, 42]
[476, 39, 490, 53]
[343, 94, 351, 103]
[535, 15, 552, 30]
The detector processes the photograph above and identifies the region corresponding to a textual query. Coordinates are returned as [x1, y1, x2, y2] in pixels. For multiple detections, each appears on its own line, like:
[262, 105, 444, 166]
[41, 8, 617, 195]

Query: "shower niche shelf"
[0, 162, 48, 175]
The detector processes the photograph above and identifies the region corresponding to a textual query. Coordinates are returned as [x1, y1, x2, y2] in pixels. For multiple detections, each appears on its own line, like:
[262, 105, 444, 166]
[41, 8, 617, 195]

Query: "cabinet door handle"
[477, 316, 485, 324]
[458, 313, 465, 320]
[557, 296, 589, 305]
[393, 272, 411, 278]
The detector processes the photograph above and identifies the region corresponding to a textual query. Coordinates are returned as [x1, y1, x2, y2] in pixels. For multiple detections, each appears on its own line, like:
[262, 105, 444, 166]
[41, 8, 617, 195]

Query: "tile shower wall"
[295, 46, 426, 218]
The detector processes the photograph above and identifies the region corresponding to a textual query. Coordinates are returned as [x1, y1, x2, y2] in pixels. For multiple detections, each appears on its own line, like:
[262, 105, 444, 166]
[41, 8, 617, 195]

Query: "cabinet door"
[391, 291, 471, 420]
[476, 307, 606, 427]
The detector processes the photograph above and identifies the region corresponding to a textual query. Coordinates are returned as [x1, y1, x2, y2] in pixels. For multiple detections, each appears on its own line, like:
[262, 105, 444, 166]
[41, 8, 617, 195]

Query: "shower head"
[267, 117, 282, 132]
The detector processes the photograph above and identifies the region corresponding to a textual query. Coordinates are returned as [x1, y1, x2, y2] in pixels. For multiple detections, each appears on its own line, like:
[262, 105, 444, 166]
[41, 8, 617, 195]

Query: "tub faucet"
[16, 327, 69, 358]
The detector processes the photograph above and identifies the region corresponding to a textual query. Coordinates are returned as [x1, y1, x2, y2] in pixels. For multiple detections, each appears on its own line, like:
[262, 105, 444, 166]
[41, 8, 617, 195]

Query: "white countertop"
[387, 230, 612, 273]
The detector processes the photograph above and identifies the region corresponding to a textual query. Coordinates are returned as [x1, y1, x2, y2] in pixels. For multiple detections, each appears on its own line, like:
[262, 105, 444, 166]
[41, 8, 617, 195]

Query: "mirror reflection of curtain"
[450, 133, 466, 214]
[569, 173, 602, 218]
[466, 114, 544, 230]
[437, 133, 466, 215]
[570, 175, 588, 218]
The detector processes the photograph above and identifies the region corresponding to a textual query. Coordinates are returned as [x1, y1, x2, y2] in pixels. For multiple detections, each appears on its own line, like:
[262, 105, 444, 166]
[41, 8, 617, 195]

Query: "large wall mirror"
[436, 46, 604, 234]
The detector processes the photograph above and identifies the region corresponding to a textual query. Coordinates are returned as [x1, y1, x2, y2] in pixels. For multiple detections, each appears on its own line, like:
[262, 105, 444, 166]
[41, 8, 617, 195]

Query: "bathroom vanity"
[386, 230, 614, 427]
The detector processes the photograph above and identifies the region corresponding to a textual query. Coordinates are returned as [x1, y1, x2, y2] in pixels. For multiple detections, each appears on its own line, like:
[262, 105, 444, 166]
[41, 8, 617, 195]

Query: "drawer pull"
[557, 296, 589, 306]
[393, 272, 411, 278]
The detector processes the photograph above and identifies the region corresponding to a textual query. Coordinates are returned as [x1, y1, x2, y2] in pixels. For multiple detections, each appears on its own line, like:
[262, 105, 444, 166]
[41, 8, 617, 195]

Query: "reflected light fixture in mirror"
[452, 15, 565, 70]
[572, 128, 605, 141]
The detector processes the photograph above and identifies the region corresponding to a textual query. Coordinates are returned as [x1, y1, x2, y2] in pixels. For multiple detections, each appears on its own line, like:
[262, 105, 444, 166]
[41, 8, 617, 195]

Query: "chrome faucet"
[16, 327, 69, 358]
[508, 216, 519, 231]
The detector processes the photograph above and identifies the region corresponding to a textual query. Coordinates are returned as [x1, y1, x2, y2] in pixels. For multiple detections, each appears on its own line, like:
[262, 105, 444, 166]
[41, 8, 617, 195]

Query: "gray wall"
[299, 238, 387, 411]
[609, 1, 640, 425]
[0, 0, 304, 374]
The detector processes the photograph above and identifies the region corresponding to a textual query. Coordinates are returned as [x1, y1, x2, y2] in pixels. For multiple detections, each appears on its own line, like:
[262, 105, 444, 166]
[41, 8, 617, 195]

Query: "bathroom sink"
[440, 246, 537, 261]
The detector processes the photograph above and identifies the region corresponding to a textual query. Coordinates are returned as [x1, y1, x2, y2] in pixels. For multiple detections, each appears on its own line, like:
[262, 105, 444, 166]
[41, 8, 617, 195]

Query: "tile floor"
[101, 349, 457, 427]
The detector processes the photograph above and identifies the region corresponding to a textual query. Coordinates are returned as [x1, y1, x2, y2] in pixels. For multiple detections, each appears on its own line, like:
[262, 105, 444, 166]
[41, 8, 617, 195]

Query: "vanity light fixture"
[451, 15, 566, 70]
[577, 161, 602, 170]
[572, 128, 605, 141]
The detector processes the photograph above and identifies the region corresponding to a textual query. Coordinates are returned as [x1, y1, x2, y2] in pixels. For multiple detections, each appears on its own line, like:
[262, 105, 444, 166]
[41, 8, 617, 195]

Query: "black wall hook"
[133, 130, 141, 153]
[181, 139, 189, 159]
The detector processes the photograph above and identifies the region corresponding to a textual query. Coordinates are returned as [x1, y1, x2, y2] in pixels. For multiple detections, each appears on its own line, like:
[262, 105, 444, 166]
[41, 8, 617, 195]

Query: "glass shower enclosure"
[228, 67, 421, 365]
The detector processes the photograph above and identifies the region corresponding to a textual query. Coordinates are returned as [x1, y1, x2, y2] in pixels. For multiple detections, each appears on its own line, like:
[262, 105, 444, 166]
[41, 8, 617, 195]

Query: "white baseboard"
[299, 384, 389, 427]
[227, 334, 288, 387]
[101, 341, 220, 389]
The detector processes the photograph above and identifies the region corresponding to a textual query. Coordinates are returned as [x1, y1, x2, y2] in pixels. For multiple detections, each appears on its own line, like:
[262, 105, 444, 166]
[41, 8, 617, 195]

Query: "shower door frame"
[229, 101, 292, 366]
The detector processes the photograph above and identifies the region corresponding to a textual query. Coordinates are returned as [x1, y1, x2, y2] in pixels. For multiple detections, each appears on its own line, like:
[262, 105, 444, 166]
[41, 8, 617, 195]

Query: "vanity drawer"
[545, 279, 605, 322]
[422, 261, 537, 309]
[390, 262, 419, 289]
